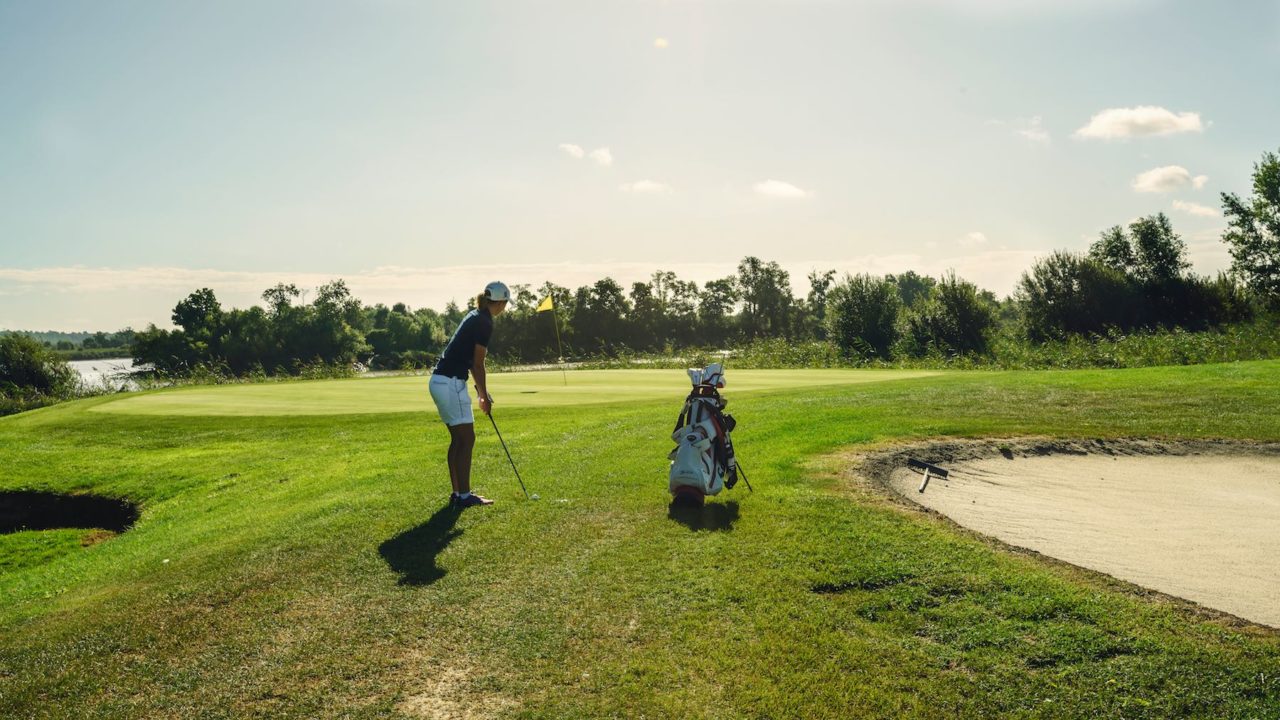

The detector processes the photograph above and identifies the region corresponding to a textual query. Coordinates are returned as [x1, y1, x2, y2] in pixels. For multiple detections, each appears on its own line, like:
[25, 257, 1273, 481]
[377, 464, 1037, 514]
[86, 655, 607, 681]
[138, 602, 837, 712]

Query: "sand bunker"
[881, 441, 1280, 628]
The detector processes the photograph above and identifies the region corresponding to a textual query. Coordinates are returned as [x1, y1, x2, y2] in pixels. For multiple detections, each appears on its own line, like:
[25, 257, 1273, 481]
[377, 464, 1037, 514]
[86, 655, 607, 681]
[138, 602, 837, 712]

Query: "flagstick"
[551, 303, 567, 386]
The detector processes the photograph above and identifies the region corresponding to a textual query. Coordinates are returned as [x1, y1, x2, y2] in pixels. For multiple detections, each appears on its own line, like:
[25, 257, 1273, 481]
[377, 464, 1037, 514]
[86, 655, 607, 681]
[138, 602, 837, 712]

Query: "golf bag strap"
[673, 397, 692, 433]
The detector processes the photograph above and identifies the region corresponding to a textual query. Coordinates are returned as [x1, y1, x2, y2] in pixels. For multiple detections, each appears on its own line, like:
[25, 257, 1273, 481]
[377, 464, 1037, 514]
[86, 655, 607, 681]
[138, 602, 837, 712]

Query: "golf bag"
[668, 363, 741, 504]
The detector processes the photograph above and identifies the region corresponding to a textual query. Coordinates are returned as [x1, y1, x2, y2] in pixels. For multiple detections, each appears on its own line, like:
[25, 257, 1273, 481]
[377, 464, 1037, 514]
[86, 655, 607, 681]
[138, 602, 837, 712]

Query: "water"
[68, 358, 138, 391]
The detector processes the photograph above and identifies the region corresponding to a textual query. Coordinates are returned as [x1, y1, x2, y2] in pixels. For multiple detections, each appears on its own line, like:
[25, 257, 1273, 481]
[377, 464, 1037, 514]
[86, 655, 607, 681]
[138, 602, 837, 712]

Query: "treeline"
[24, 329, 138, 351]
[132, 282, 375, 375]
[123, 145, 1278, 375]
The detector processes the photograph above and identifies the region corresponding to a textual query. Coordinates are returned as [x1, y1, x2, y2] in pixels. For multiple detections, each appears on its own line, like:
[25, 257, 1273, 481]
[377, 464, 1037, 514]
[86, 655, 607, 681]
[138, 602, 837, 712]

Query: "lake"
[69, 358, 138, 391]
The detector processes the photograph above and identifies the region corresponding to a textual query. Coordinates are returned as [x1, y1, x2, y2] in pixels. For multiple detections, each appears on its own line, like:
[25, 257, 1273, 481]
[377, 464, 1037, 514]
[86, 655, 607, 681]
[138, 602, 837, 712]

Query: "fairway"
[90, 368, 941, 416]
[5, 362, 1280, 718]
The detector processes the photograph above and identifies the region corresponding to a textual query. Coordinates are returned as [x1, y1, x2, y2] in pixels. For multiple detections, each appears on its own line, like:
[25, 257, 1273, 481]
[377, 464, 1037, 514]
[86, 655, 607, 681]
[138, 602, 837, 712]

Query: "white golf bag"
[668, 363, 744, 504]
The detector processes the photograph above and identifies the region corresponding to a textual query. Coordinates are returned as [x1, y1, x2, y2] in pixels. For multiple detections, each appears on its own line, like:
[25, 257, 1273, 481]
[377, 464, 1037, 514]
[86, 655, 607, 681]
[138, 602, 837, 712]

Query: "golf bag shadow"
[668, 363, 743, 506]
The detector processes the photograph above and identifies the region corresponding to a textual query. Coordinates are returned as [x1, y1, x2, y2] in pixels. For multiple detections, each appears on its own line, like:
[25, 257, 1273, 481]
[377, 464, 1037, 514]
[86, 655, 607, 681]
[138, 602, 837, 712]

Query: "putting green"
[90, 368, 941, 416]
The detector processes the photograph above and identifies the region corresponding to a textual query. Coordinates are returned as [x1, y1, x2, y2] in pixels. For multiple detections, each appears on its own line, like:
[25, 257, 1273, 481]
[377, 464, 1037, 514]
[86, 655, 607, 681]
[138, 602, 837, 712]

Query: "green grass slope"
[2, 363, 1279, 718]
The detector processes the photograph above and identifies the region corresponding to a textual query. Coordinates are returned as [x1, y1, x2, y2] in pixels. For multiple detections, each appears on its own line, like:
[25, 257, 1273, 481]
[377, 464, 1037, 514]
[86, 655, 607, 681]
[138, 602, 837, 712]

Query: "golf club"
[487, 411, 530, 499]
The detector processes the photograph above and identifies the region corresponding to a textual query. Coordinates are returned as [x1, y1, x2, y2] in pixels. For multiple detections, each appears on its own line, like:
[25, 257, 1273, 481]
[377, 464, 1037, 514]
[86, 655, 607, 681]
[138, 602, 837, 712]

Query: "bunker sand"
[890, 453, 1280, 627]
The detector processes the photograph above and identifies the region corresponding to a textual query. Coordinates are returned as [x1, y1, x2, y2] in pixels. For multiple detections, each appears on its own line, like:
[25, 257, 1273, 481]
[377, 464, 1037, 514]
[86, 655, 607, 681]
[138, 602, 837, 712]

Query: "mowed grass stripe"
[89, 368, 941, 416]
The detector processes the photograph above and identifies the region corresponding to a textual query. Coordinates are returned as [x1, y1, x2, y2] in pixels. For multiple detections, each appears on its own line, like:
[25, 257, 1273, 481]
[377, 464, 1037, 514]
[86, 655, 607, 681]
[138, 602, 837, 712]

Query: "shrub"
[825, 274, 902, 359]
[903, 272, 998, 357]
[1017, 251, 1139, 341]
[0, 333, 78, 399]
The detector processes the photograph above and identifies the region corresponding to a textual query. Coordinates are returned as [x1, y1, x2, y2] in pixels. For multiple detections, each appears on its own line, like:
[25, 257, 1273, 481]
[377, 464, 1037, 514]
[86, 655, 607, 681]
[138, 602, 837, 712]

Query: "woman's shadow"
[379, 502, 463, 586]
[667, 500, 739, 532]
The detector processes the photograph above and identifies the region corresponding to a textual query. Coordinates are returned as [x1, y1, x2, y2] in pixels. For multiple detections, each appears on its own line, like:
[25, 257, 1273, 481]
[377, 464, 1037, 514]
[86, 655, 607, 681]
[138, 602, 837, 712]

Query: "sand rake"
[908, 458, 950, 493]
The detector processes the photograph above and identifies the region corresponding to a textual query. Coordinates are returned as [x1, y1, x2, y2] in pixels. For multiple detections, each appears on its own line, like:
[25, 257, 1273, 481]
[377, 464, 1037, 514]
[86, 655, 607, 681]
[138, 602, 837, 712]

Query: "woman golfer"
[429, 281, 509, 508]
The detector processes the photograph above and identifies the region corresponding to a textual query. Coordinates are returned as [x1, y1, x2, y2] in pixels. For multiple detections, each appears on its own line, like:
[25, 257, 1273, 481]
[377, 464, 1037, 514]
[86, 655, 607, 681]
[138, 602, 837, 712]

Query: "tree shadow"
[379, 502, 463, 586]
[667, 500, 740, 532]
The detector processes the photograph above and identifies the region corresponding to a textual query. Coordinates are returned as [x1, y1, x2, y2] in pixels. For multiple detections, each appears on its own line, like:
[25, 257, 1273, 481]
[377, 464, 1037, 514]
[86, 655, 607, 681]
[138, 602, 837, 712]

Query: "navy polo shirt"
[433, 309, 494, 381]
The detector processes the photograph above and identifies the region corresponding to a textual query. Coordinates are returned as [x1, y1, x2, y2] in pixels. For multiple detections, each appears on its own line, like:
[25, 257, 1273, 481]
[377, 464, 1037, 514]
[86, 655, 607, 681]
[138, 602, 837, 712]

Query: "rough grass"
[1, 362, 1279, 718]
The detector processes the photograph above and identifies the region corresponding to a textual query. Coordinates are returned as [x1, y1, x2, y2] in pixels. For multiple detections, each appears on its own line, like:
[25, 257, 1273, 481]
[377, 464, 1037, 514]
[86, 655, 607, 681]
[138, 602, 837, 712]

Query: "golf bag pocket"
[669, 419, 724, 497]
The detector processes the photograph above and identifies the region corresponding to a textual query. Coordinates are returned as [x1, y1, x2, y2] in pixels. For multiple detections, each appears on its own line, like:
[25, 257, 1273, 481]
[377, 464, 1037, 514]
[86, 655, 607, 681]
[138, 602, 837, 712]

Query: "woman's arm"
[473, 344, 491, 415]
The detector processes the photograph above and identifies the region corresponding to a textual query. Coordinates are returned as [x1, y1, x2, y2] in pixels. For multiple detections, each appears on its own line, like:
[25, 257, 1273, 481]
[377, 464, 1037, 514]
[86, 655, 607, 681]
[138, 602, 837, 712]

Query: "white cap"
[483, 281, 510, 302]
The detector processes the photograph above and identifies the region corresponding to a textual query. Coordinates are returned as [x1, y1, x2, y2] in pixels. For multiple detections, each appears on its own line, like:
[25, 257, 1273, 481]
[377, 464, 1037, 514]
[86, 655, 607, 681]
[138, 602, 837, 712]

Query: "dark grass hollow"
[0, 491, 140, 534]
[667, 499, 740, 532]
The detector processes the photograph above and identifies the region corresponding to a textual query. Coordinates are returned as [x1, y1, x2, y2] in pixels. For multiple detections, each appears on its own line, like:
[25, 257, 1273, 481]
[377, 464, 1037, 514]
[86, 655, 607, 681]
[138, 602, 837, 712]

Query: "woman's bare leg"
[447, 423, 476, 493]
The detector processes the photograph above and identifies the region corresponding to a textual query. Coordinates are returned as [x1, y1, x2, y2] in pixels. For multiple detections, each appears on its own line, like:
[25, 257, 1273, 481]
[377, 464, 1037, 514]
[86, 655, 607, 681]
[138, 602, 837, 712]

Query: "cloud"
[589, 147, 613, 167]
[619, 180, 672, 194]
[1172, 200, 1220, 218]
[1074, 106, 1204, 140]
[1016, 116, 1051, 144]
[959, 231, 988, 247]
[557, 143, 584, 159]
[753, 180, 807, 198]
[1131, 165, 1203, 193]
[654, 38, 669, 49]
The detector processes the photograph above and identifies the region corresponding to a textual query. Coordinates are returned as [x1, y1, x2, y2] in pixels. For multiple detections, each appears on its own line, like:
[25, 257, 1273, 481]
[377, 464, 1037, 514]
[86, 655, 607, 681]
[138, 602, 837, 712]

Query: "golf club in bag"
[668, 363, 752, 505]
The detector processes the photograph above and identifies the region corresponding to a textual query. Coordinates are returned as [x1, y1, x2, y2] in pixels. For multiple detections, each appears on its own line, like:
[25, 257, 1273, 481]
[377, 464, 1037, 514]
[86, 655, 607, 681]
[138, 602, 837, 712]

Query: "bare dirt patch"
[393, 661, 518, 719]
[860, 438, 1280, 628]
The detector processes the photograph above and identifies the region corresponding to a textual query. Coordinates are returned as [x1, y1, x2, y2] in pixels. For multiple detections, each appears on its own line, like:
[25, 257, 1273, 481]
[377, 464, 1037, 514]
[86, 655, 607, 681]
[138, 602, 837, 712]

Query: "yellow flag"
[536, 296, 554, 312]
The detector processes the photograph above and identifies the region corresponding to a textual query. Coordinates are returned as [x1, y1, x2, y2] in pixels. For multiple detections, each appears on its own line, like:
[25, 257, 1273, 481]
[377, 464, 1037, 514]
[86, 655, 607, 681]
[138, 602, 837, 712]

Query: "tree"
[904, 272, 998, 356]
[1089, 226, 1134, 273]
[1128, 213, 1189, 283]
[172, 288, 223, 338]
[442, 301, 465, 331]
[572, 278, 631, 353]
[665, 274, 701, 347]
[736, 257, 793, 338]
[1016, 251, 1138, 340]
[509, 284, 536, 312]
[1089, 215, 1188, 283]
[699, 277, 739, 347]
[218, 307, 275, 374]
[825, 274, 901, 359]
[628, 281, 662, 350]
[805, 269, 836, 340]
[262, 284, 301, 316]
[0, 334, 78, 400]
[886, 271, 937, 309]
[131, 326, 199, 373]
[1221, 148, 1280, 304]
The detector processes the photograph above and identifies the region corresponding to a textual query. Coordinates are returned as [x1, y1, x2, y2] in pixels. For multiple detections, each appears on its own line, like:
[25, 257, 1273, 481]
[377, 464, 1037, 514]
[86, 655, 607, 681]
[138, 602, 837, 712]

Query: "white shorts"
[429, 374, 474, 426]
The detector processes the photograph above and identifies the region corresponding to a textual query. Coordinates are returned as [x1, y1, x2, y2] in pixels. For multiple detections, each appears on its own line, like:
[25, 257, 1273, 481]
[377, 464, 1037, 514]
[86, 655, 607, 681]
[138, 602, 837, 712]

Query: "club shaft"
[488, 413, 529, 498]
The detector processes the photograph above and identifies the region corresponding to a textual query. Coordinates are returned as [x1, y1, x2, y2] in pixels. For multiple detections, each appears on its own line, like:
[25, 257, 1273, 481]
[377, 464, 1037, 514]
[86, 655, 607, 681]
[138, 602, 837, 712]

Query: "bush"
[987, 316, 1280, 369]
[1, 334, 78, 399]
[825, 274, 901, 359]
[1142, 273, 1255, 331]
[903, 272, 998, 357]
[1017, 251, 1139, 340]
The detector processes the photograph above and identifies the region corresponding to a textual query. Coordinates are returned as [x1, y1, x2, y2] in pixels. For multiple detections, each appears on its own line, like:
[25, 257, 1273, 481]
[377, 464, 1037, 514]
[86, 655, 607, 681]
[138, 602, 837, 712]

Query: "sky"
[2, 0, 1277, 331]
